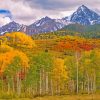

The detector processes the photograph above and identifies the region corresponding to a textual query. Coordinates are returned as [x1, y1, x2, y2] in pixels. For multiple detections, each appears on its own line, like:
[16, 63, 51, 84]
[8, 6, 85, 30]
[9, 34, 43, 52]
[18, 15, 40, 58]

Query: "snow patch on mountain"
[0, 5, 100, 35]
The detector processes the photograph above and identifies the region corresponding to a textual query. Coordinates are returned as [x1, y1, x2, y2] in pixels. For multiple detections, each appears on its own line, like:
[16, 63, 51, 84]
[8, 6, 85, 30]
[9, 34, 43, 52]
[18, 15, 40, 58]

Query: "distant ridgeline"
[0, 5, 100, 37]
[61, 24, 100, 38]
[32, 24, 100, 40]
[0, 22, 100, 39]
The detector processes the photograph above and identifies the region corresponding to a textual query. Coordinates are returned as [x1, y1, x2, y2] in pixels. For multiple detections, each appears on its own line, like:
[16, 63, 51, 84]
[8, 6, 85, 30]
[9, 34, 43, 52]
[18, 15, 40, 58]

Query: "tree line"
[0, 32, 100, 98]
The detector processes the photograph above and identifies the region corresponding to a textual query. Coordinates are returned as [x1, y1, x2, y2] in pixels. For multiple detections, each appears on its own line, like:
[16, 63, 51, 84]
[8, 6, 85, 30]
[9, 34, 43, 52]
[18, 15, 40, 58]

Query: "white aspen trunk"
[46, 72, 49, 94]
[58, 84, 60, 95]
[90, 78, 93, 93]
[29, 85, 32, 95]
[17, 73, 21, 96]
[87, 74, 90, 94]
[19, 76, 21, 96]
[35, 82, 38, 95]
[84, 81, 86, 92]
[81, 82, 84, 92]
[17, 74, 19, 95]
[93, 72, 96, 93]
[2, 76, 3, 93]
[58, 77, 60, 95]
[83, 80, 86, 92]
[30, 85, 33, 96]
[75, 52, 79, 94]
[50, 78, 53, 96]
[12, 76, 15, 93]
[24, 68, 27, 94]
[56, 81, 58, 94]
[73, 80, 75, 93]
[40, 69, 42, 95]
[7, 82, 10, 94]
[42, 69, 45, 95]
[28, 87, 31, 95]
[32, 86, 35, 96]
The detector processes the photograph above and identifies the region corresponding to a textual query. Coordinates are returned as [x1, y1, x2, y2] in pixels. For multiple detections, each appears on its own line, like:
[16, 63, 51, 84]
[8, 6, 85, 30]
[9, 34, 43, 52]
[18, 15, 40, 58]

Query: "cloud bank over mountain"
[0, 0, 100, 25]
[0, 9, 12, 26]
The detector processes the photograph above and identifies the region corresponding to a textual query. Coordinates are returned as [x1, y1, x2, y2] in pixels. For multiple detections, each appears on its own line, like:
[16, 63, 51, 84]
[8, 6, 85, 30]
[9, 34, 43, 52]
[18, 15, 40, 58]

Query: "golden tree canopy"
[5, 32, 36, 48]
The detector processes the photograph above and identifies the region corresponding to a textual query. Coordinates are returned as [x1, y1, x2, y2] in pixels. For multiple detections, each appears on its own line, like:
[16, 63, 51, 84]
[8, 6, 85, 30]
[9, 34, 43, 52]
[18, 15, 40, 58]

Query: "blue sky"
[0, 0, 100, 25]
[0, 9, 12, 18]
[0, 9, 12, 26]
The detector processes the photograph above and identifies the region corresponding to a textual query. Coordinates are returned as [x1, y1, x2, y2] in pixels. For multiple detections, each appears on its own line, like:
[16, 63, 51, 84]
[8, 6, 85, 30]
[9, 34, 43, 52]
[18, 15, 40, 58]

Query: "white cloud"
[0, 17, 11, 26]
[0, 0, 99, 25]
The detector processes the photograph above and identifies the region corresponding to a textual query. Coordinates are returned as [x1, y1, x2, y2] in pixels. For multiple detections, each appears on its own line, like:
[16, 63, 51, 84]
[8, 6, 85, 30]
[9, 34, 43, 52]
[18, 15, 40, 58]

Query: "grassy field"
[1, 94, 98, 100]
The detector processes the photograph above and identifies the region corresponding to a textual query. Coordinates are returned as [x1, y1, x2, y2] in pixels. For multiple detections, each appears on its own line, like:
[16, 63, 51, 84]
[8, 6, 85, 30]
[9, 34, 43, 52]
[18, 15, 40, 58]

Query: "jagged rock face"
[0, 5, 100, 35]
[70, 5, 100, 25]
[26, 16, 66, 35]
[0, 21, 27, 35]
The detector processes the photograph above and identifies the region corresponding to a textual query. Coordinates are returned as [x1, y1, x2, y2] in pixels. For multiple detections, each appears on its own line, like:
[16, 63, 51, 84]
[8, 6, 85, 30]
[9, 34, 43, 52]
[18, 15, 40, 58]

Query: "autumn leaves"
[0, 32, 100, 98]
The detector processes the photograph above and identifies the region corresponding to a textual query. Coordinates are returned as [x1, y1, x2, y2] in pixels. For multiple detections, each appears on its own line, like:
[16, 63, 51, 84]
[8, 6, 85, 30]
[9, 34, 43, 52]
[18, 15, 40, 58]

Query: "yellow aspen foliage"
[53, 58, 68, 79]
[0, 44, 13, 53]
[52, 58, 68, 84]
[5, 32, 36, 48]
[0, 50, 29, 74]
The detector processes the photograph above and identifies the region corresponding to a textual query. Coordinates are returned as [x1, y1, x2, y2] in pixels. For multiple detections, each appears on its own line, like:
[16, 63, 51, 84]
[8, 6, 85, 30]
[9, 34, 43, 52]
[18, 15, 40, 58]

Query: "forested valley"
[0, 32, 100, 99]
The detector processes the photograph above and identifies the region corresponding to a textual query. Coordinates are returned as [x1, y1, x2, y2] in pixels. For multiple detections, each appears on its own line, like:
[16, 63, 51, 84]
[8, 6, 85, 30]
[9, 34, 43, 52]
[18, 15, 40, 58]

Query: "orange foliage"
[0, 50, 29, 74]
[55, 36, 95, 52]
[0, 44, 13, 53]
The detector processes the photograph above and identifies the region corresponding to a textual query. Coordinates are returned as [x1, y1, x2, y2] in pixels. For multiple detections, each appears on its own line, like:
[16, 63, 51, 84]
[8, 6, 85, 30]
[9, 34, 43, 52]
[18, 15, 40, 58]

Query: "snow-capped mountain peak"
[26, 16, 66, 34]
[70, 5, 100, 25]
[33, 16, 52, 27]
[44, 16, 52, 20]
[0, 21, 27, 35]
[78, 5, 88, 11]
[0, 5, 100, 35]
